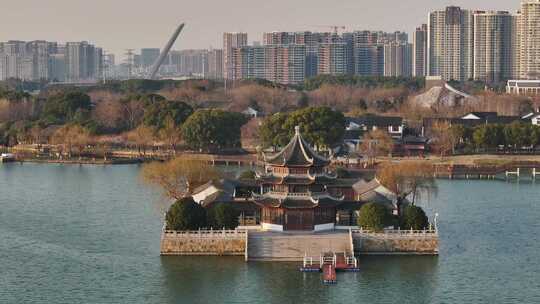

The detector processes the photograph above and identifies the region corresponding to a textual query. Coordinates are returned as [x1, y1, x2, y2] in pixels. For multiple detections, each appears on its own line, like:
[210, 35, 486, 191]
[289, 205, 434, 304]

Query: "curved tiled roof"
[257, 174, 337, 185]
[264, 126, 329, 167]
[253, 196, 342, 209]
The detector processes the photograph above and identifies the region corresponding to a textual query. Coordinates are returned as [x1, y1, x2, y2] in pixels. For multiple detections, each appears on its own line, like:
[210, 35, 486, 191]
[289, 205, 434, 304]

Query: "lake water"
[1, 163, 539, 304]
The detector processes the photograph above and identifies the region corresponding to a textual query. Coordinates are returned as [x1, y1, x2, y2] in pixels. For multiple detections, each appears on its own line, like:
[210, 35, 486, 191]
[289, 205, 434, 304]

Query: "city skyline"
[2, 0, 516, 59]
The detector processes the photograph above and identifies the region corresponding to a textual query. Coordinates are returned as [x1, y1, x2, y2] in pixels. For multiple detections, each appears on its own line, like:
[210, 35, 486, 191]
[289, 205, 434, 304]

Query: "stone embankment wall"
[160, 230, 246, 256]
[352, 230, 439, 255]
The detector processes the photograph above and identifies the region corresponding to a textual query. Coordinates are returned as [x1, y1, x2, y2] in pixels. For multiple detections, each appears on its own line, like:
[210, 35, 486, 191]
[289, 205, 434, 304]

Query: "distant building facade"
[231, 44, 306, 85]
[413, 24, 428, 77]
[428, 6, 474, 81]
[472, 11, 514, 83]
[140, 48, 160, 68]
[507, 79, 540, 95]
[223, 32, 248, 80]
[383, 42, 413, 77]
[206, 49, 223, 79]
[65, 42, 102, 82]
[518, 0, 540, 79]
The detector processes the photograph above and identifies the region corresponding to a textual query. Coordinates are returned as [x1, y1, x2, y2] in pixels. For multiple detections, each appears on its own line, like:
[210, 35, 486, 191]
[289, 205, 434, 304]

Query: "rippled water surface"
[1, 163, 539, 304]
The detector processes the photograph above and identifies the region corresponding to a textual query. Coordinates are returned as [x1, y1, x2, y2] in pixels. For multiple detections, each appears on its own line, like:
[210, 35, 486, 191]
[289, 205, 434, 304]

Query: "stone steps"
[247, 232, 352, 261]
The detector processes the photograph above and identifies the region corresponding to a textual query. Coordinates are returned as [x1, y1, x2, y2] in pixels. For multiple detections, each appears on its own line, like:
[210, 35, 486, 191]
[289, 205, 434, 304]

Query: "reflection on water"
[1, 163, 539, 304]
[159, 255, 439, 304]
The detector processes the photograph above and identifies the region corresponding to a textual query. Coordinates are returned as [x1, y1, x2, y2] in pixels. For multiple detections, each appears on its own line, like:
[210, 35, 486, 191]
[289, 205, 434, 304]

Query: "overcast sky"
[1, 0, 520, 59]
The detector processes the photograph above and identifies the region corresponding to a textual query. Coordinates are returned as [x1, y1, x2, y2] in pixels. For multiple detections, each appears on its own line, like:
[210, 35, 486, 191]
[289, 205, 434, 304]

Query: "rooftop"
[264, 126, 329, 167]
[346, 115, 403, 127]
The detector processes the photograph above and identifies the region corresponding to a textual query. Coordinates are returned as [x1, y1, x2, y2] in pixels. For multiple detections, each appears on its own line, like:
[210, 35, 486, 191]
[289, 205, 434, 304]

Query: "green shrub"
[400, 205, 429, 230]
[357, 203, 391, 232]
[239, 170, 256, 180]
[207, 203, 239, 229]
[335, 167, 350, 178]
[165, 197, 207, 230]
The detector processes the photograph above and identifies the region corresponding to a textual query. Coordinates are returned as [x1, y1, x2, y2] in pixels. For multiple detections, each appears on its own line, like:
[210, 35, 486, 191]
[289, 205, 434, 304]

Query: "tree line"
[0, 89, 248, 155]
[431, 121, 540, 155]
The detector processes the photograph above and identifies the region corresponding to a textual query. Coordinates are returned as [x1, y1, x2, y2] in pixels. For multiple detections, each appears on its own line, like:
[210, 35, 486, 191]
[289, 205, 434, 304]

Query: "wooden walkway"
[434, 161, 540, 179]
[300, 251, 359, 285]
[322, 264, 337, 284]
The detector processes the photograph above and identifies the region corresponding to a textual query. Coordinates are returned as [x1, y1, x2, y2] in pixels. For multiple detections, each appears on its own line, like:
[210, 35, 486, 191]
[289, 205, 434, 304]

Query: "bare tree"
[141, 156, 220, 200]
[377, 161, 437, 205]
[93, 99, 124, 130]
[51, 125, 90, 159]
[430, 121, 459, 157]
[359, 129, 394, 164]
[158, 117, 182, 154]
[127, 125, 155, 156]
[122, 100, 144, 130]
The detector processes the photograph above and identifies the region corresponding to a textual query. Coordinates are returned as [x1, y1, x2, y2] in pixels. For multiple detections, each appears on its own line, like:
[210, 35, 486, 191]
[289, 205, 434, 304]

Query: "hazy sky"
[1, 0, 519, 59]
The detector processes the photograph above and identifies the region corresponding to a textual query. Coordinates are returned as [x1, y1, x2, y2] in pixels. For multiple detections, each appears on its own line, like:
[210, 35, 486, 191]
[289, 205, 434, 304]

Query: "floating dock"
[300, 252, 359, 284]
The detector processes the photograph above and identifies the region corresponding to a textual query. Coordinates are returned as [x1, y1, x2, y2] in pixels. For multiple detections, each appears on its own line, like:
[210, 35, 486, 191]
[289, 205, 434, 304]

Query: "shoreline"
[9, 158, 144, 165]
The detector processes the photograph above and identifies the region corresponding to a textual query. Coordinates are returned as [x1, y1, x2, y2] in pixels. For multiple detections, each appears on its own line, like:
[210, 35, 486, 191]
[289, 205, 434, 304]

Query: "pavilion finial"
[295, 125, 300, 135]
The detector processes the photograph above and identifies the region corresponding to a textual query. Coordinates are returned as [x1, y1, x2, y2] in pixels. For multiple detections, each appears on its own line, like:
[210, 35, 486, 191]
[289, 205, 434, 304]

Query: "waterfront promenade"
[160, 228, 439, 260]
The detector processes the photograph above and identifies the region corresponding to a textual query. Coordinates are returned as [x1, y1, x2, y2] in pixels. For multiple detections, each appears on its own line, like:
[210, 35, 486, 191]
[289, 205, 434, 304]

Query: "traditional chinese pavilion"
[253, 126, 344, 231]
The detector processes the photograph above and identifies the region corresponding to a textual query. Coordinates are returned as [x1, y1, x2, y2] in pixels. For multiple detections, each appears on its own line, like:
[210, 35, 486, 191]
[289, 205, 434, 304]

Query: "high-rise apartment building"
[384, 42, 413, 77]
[140, 48, 160, 68]
[413, 24, 428, 77]
[263, 32, 294, 45]
[49, 53, 66, 82]
[519, 0, 540, 79]
[207, 49, 223, 79]
[354, 44, 384, 76]
[231, 44, 305, 85]
[223, 32, 248, 80]
[231, 46, 264, 80]
[0, 40, 101, 82]
[167, 49, 208, 76]
[473, 11, 514, 83]
[428, 6, 474, 81]
[318, 43, 347, 75]
[0, 41, 31, 80]
[65, 41, 102, 82]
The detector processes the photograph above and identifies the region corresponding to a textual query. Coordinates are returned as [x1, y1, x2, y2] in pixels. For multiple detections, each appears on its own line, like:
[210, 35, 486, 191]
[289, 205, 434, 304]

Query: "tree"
[258, 112, 290, 150]
[141, 156, 220, 200]
[127, 125, 155, 156]
[357, 203, 391, 232]
[158, 116, 183, 154]
[400, 205, 429, 230]
[92, 99, 124, 132]
[121, 99, 144, 130]
[359, 129, 394, 163]
[473, 125, 488, 150]
[142, 98, 193, 130]
[42, 91, 92, 123]
[181, 109, 248, 152]
[282, 107, 345, 150]
[165, 197, 207, 230]
[377, 161, 437, 205]
[207, 203, 239, 229]
[431, 121, 459, 157]
[258, 106, 345, 150]
[530, 126, 540, 147]
[504, 122, 528, 149]
[51, 124, 91, 158]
